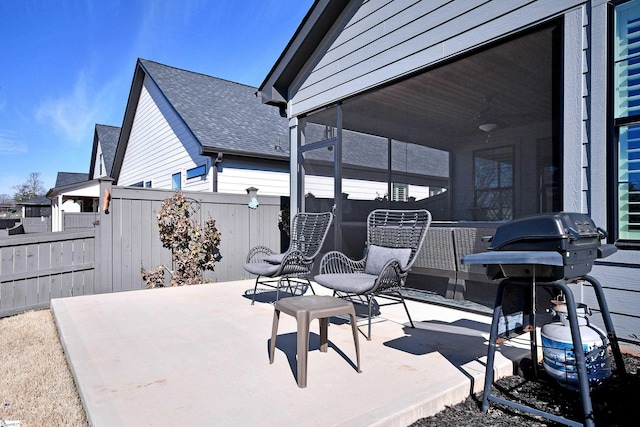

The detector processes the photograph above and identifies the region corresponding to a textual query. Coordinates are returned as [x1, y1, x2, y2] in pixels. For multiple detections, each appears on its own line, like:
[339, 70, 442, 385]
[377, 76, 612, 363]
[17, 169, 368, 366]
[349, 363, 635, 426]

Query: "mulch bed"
[410, 352, 640, 426]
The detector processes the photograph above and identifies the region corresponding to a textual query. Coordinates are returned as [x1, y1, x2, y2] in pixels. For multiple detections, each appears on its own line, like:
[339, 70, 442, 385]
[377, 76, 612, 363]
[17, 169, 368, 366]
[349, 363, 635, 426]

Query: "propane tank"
[541, 300, 611, 390]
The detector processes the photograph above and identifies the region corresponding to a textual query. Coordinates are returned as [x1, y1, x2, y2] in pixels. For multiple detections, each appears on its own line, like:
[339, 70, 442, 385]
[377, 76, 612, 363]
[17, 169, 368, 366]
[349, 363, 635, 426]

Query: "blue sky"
[0, 0, 313, 198]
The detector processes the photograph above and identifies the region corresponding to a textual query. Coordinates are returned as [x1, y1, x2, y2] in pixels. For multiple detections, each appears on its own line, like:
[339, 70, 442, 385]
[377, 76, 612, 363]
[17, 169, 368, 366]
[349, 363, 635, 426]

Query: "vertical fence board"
[0, 282, 14, 310]
[50, 274, 62, 300]
[84, 237, 95, 264]
[60, 241, 74, 298]
[50, 241, 62, 269]
[26, 244, 38, 275]
[38, 276, 50, 304]
[13, 279, 27, 308]
[11, 246, 26, 275]
[112, 198, 124, 293]
[139, 200, 154, 289]
[72, 271, 84, 296]
[25, 277, 38, 306]
[129, 199, 143, 291]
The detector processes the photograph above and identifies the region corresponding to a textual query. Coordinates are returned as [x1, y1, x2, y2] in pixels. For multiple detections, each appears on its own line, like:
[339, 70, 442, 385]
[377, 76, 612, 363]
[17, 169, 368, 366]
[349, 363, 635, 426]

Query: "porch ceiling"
[339, 24, 556, 150]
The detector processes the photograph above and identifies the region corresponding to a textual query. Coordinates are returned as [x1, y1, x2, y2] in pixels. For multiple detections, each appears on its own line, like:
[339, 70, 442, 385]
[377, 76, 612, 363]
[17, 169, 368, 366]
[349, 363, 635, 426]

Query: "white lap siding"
[118, 76, 212, 192]
[93, 142, 104, 178]
[217, 168, 289, 196]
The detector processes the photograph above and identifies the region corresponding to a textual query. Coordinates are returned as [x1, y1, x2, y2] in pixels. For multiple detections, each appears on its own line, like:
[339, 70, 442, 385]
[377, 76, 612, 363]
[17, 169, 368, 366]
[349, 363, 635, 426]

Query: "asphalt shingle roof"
[95, 124, 120, 176]
[139, 59, 289, 159]
[55, 172, 89, 187]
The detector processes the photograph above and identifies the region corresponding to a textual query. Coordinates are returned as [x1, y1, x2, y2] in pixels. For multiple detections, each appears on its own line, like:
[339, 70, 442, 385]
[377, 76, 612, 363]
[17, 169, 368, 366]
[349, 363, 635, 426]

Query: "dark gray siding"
[291, 0, 584, 115]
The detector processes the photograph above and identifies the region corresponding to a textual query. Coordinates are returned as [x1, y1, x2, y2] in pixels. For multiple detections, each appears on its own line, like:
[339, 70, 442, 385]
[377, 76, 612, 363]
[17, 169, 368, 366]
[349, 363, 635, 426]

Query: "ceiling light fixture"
[478, 123, 498, 133]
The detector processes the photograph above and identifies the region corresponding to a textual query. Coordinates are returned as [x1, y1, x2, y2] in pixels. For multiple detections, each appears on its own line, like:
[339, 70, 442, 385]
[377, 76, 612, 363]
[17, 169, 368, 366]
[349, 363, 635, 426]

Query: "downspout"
[212, 152, 223, 192]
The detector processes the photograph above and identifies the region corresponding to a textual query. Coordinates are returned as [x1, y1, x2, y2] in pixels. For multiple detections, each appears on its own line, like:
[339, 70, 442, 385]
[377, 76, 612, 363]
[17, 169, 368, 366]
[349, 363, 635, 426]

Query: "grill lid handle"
[597, 226, 608, 239]
[567, 227, 580, 242]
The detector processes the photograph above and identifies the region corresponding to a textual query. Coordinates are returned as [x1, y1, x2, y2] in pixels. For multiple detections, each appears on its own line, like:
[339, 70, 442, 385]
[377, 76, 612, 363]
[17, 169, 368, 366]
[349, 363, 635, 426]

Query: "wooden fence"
[63, 212, 99, 230]
[0, 229, 95, 317]
[0, 180, 285, 317]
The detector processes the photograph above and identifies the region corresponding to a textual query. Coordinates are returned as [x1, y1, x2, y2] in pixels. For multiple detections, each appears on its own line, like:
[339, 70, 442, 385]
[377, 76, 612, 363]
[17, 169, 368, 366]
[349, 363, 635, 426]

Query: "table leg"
[297, 315, 310, 388]
[319, 317, 329, 352]
[269, 309, 280, 364]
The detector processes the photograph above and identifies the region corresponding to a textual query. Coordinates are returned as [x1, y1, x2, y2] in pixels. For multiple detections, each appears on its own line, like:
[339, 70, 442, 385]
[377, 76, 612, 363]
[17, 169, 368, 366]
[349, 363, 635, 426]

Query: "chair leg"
[251, 276, 262, 305]
[348, 307, 362, 373]
[366, 295, 373, 341]
[398, 291, 415, 329]
[306, 278, 316, 295]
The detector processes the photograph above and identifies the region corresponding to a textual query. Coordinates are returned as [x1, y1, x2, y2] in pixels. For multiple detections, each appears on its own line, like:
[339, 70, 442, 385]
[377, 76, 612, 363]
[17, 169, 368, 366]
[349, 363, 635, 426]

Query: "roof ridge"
[138, 58, 258, 90]
[95, 124, 121, 130]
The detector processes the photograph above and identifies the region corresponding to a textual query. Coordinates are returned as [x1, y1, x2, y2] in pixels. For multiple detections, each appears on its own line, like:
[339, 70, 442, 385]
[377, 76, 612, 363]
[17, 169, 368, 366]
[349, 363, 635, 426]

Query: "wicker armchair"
[244, 211, 333, 304]
[314, 209, 432, 340]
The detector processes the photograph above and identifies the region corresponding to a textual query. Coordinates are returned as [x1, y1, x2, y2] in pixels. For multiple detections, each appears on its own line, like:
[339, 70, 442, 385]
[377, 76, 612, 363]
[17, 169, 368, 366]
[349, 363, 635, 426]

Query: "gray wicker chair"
[244, 211, 333, 304]
[314, 209, 432, 340]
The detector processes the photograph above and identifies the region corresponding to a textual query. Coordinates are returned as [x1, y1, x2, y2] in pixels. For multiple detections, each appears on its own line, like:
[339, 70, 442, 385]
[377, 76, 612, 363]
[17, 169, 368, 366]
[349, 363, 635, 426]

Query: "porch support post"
[290, 116, 299, 221]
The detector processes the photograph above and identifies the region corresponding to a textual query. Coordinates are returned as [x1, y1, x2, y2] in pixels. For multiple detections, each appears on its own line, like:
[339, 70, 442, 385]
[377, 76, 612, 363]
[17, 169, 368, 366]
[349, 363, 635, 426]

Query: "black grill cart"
[462, 213, 625, 427]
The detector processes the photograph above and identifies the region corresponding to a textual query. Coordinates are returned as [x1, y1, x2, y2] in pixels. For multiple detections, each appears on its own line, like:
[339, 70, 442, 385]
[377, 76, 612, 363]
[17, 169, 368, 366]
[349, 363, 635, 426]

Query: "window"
[473, 146, 514, 221]
[614, 0, 640, 244]
[99, 153, 104, 176]
[392, 183, 408, 202]
[186, 164, 207, 180]
[130, 181, 144, 187]
[145, 181, 152, 188]
[172, 172, 181, 190]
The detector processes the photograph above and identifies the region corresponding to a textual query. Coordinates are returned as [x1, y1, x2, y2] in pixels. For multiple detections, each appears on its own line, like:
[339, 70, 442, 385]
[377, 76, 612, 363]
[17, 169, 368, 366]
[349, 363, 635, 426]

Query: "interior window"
[473, 146, 514, 221]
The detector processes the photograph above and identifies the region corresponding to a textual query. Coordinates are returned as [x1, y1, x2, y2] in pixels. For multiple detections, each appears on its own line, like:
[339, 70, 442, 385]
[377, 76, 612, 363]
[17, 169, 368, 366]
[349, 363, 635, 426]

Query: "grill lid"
[488, 212, 604, 252]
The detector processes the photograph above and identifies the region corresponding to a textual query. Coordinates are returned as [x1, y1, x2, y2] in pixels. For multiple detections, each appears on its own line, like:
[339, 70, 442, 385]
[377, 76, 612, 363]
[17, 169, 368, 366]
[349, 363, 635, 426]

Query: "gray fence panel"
[104, 186, 283, 292]
[63, 212, 98, 230]
[0, 230, 95, 317]
[21, 217, 52, 233]
[0, 185, 284, 317]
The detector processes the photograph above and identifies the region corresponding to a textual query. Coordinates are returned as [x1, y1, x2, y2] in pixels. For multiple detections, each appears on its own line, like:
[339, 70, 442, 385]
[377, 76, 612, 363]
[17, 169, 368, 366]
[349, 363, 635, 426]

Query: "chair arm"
[277, 249, 314, 276]
[319, 251, 366, 274]
[367, 259, 407, 294]
[246, 245, 276, 263]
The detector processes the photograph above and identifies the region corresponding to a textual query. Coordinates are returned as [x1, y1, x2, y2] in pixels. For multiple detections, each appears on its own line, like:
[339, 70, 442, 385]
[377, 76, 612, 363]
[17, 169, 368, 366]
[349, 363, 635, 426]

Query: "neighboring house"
[15, 195, 52, 233]
[112, 59, 291, 195]
[47, 171, 96, 232]
[16, 195, 51, 218]
[260, 1, 640, 341]
[46, 124, 120, 231]
[89, 124, 120, 179]
[53, 172, 91, 212]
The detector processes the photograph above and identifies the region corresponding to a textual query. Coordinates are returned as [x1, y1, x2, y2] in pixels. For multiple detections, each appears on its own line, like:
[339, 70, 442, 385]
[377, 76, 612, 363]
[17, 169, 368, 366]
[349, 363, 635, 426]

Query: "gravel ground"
[410, 352, 640, 426]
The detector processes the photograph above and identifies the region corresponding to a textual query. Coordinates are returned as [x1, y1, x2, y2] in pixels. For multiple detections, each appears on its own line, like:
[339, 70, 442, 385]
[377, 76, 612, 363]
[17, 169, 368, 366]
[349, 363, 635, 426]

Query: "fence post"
[95, 178, 114, 294]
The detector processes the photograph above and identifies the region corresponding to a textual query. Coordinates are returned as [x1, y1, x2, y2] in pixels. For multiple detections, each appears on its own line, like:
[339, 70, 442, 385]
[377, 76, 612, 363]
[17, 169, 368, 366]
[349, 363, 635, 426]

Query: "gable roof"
[89, 124, 120, 179]
[17, 195, 51, 206]
[259, 0, 349, 107]
[55, 172, 89, 187]
[112, 59, 289, 181]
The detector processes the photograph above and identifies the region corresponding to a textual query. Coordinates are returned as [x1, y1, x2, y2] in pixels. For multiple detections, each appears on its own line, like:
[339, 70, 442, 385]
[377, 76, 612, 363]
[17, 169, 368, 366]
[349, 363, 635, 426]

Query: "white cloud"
[0, 130, 27, 153]
[35, 70, 102, 145]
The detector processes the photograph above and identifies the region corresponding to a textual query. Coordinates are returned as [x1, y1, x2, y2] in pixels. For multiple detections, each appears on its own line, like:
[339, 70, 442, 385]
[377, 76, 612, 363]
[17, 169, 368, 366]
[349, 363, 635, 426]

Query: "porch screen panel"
[615, 0, 640, 241]
[301, 148, 335, 214]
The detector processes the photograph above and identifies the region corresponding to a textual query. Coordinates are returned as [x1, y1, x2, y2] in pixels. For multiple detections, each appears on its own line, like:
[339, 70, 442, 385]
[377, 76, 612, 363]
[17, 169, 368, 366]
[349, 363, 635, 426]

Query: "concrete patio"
[51, 280, 530, 426]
